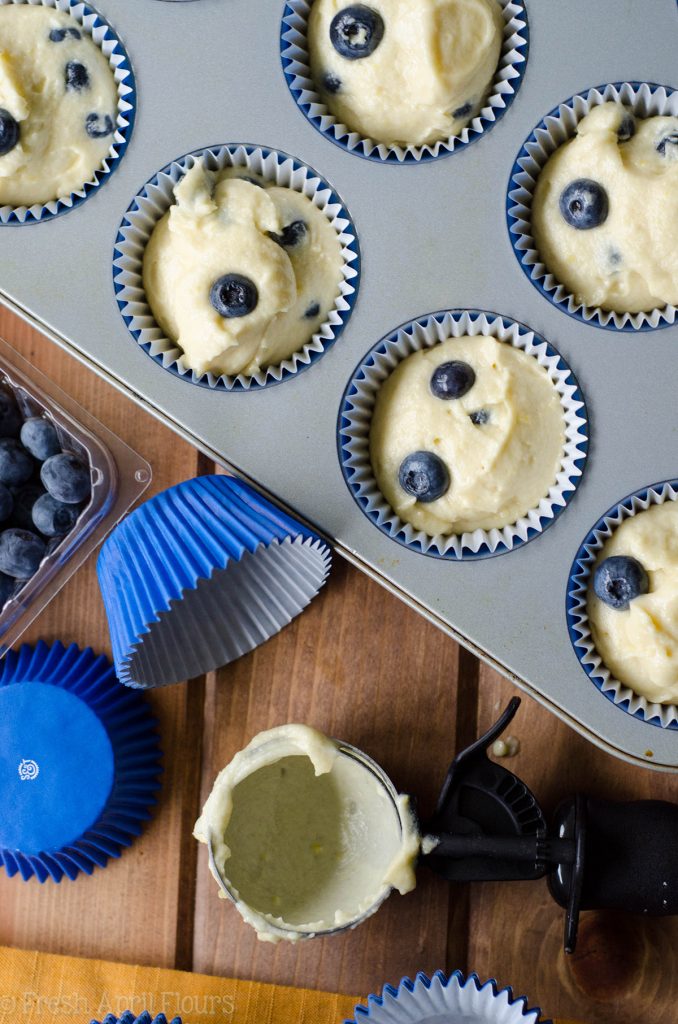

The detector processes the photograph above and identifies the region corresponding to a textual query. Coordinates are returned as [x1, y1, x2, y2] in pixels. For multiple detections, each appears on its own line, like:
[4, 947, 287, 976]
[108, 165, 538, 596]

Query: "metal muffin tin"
[0, 0, 677, 769]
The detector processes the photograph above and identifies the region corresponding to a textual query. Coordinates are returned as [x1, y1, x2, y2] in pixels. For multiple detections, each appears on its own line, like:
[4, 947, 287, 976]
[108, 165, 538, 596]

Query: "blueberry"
[0, 484, 12, 523]
[0, 108, 19, 157]
[0, 439, 34, 487]
[20, 417, 60, 461]
[85, 113, 114, 139]
[40, 452, 91, 504]
[322, 72, 342, 94]
[209, 274, 258, 318]
[453, 101, 474, 118]
[329, 5, 384, 60]
[0, 387, 22, 438]
[398, 451, 450, 503]
[609, 248, 622, 268]
[32, 493, 80, 538]
[617, 114, 635, 142]
[49, 27, 81, 42]
[656, 131, 678, 157]
[0, 528, 46, 579]
[269, 220, 307, 249]
[430, 360, 476, 400]
[13, 484, 46, 531]
[0, 572, 15, 607]
[304, 301, 321, 319]
[65, 60, 89, 91]
[593, 555, 649, 610]
[470, 409, 489, 425]
[559, 179, 609, 230]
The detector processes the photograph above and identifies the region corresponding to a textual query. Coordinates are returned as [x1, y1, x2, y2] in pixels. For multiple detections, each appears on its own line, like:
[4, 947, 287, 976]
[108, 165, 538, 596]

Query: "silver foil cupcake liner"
[507, 81, 678, 331]
[567, 478, 678, 730]
[113, 144, 360, 391]
[339, 309, 589, 560]
[0, 0, 135, 225]
[345, 970, 551, 1024]
[281, 0, 528, 163]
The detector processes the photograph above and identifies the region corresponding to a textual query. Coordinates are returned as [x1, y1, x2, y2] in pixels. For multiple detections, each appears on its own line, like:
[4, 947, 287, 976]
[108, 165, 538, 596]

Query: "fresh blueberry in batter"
[0, 528, 46, 579]
[430, 360, 476, 400]
[85, 112, 114, 139]
[32, 493, 80, 538]
[304, 301, 321, 319]
[270, 220, 308, 249]
[453, 101, 474, 118]
[398, 451, 450, 503]
[617, 114, 635, 142]
[329, 5, 385, 60]
[20, 417, 60, 461]
[559, 179, 609, 230]
[65, 61, 90, 91]
[469, 409, 489, 425]
[0, 109, 19, 158]
[609, 248, 622, 268]
[209, 274, 259, 318]
[0, 439, 33, 488]
[49, 27, 82, 42]
[656, 131, 678, 157]
[593, 555, 649, 610]
[40, 452, 91, 504]
[323, 72, 342, 94]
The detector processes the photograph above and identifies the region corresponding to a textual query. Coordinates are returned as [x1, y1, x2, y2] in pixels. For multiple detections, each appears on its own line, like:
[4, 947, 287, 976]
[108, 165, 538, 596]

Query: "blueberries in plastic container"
[559, 179, 609, 230]
[32, 493, 80, 538]
[13, 483, 46, 531]
[40, 452, 91, 504]
[593, 555, 649, 610]
[0, 483, 12, 523]
[0, 528, 46, 579]
[0, 108, 19, 157]
[0, 571, 15, 607]
[20, 417, 60, 461]
[430, 360, 476, 400]
[0, 438, 35, 487]
[330, 5, 384, 60]
[0, 386, 22, 438]
[398, 451, 450, 503]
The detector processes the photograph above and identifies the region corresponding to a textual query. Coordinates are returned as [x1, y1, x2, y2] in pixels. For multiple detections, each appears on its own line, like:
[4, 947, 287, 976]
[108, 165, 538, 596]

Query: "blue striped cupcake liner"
[567, 479, 678, 730]
[281, 0, 529, 164]
[0, 0, 136, 225]
[113, 144, 360, 391]
[0, 640, 161, 882]
[97, 475, 332, 689]
[507, 81, 678, 331]
[346, 970, 552, 1023]
[338, 309, 589, 560]
[92, 1015, 181, 1024]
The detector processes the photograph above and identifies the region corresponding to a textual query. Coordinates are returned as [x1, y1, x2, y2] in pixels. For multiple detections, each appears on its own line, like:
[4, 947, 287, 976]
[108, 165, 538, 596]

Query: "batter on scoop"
[370, 335, 565, 536]
[588, 502, 678, 705]
[533, 102, 678, 314]
[0, 5, 118, 207]
[142, 161, 344, 378]
[308, 0, 503, 148]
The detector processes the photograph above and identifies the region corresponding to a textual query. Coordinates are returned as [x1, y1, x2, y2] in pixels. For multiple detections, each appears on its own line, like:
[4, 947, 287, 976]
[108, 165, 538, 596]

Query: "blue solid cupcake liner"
[567, 478, 678, 730]
[97, 475, 332, 689]
[346, 971, 552, 1024]
[281, 0, 529, 164]
[338, 309, 589, 560]
[113, 144, 360, 391]
[507, 81, 678, 331]
[0, 0, 136, 225]
[0, 640, 161, 882]
[92, 1015, 181, 1024]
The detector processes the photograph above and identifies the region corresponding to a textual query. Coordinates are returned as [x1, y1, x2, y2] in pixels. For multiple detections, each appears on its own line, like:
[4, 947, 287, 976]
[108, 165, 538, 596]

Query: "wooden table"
[0, 306, 677, 1024]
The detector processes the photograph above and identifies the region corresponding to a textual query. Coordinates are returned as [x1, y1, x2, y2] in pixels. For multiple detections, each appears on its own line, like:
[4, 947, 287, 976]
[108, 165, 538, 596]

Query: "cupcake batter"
[308, 0, 504, 148]
[588, 502, 678, 705]
[143, 162, 344, 377]
[533, 103, 678, 314]
[370, 335, 565, 536]
[194, 724, 419, 942]
[0, 5, 118, 207]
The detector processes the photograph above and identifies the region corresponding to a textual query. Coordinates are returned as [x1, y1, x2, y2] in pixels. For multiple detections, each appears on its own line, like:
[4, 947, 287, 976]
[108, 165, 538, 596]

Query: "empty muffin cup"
[113, 144, 360, 390]
[281, 0, 528, 163]
[507, 81, 678, 331]
[0, 0, 135, 225]
[194, 724, 420, 942]
[339, 309, 589, 559]
[568, 479, 678, 730]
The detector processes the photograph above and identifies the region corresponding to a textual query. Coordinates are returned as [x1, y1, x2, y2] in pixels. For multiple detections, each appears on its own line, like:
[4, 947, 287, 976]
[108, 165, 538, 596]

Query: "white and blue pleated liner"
[0, 0, 136, 225]
[97, 475, 332, 689]
[339, 309, 589, 560]
[507, 81, 678, 331]
[92, 1014, 181, 1024]
[345, 971, 552, 1024]
[567, 479, 678, 731]
[281, 0, 529, 164]
[113, 144, 360, 391]
[0, 640, 161, 883]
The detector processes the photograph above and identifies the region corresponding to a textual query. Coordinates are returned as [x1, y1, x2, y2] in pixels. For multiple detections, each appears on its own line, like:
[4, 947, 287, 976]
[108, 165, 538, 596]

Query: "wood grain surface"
[0, 306, 677, 1023]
